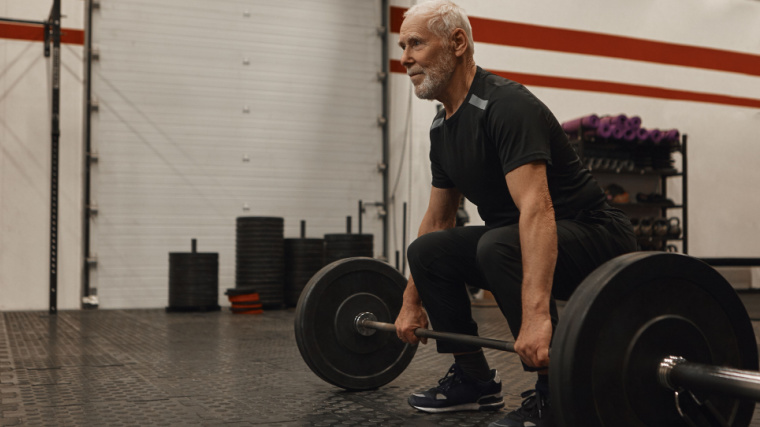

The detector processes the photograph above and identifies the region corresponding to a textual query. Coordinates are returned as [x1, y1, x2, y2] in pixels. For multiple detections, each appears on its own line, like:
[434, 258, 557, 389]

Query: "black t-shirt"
[429, 67, 605, 227]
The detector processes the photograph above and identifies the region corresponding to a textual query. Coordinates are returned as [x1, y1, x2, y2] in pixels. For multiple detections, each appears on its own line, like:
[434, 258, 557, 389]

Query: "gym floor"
[2, 295, 760, 426]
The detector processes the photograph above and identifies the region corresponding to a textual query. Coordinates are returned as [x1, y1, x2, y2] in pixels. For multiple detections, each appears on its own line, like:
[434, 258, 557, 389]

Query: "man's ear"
[450, 28, 469, 57]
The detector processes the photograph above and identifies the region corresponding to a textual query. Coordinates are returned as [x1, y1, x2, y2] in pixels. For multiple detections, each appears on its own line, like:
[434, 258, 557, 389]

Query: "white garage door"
[90, 0, 383, 308]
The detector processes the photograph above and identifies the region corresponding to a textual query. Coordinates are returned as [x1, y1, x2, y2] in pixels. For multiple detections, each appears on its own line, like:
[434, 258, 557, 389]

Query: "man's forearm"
[518, 206, 557, 318]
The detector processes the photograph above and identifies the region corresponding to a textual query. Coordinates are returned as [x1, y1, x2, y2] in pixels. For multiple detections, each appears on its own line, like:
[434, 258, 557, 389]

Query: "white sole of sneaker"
[410, 394, 505, 413]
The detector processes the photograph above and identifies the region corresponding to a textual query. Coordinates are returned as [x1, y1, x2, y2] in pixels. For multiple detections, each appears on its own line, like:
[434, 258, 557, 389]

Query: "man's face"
[398, 14, 456, 100]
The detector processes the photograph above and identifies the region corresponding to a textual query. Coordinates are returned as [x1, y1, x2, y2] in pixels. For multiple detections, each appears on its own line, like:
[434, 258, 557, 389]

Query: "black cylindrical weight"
[167, 252, 220, 312]
[236, 216, 285, 308]
[284, 238, 324, 307]
[324, 233, 373, 265]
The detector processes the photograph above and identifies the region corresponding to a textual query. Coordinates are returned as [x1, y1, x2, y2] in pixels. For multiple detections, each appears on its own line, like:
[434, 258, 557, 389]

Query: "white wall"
[0, 0, 85, 310]
[89, 0, 384, 308]
[3, 0, 760, 311]
[386, 0, 760, 266]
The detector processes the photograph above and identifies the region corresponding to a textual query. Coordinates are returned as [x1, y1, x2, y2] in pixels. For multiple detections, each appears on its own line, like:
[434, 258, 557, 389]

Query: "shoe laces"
[436, 364, 464, 393]
[516, 389, 548, 418]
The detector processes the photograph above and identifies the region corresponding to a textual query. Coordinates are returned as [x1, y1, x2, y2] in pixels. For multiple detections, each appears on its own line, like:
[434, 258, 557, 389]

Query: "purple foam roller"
[621, 127, 638, 141]
[645, 129, 663, 143]
[599, 114, 627, 129]
[610, 126, 625, 140]
[562, 114, 600, 133]
[662, 129, 680, 142]
[596, 122, 613, 138]
[624, 116, 642, 130]
[637, 128, 649, 140]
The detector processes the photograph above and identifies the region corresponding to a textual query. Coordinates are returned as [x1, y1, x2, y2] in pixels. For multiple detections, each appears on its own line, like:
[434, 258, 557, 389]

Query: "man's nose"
[400, 48, 413, 68]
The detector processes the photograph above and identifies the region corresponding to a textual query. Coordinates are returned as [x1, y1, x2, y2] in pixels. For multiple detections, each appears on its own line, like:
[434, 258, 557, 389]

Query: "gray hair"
[404, 0, 475, 55]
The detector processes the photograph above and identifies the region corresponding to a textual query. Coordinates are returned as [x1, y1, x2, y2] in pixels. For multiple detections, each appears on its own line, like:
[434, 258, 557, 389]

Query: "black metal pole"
[682, 135, 688, 254]
[48, 0, 61, 315]
[380, 0, 390, 260]
[358, 200, 363, 235]
[402, 202, 407, 275]
[82, 0, 95, 305]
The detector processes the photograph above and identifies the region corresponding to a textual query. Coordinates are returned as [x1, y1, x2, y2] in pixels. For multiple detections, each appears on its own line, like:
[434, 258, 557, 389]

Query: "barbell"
[293, 252, 760, 426]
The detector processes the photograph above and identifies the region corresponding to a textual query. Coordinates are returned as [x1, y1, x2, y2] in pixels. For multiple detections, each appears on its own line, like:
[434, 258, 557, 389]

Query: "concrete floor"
[1, 304, 759, 426]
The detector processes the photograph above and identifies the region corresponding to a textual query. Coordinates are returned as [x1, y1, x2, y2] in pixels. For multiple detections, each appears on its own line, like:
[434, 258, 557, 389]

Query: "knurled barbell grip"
[359, 318, 516, 353]
[659, 356, 760, 401]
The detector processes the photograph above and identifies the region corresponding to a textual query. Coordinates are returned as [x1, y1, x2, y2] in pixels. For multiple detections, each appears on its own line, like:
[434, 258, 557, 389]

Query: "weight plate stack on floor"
[167, 250, 220, 312]
[236, 216, 285, 309]
[551, 252, 758, 427]
[323, 233, 373, 265]
[225, 288, 263, 314]
[284, 238, 324, 307]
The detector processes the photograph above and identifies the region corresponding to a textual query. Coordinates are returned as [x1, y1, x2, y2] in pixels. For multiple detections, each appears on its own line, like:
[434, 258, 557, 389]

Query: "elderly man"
[394, 1, 637, 426]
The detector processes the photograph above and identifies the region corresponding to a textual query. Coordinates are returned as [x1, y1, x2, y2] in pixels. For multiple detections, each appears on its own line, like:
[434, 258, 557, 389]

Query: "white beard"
[411, 49, 456, 100]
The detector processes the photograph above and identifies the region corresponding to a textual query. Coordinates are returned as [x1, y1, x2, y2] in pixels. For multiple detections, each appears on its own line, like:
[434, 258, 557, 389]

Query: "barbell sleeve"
[359, 319, 516, 353]
[659, 356, 760, 401]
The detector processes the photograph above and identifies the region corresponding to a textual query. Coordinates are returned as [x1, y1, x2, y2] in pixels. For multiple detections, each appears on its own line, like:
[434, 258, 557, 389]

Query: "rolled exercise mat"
[599, 114, 627, 129]
[621, 127, 638, 141]
[561, 114, 600, 133]
[643, 129, 664, 143]
[167, 239, 220, 312]
[595, 122, 614, 139]
[610, 126, 625, 140]
[624, 116, 642, 131]
[662, 129, 680, 142]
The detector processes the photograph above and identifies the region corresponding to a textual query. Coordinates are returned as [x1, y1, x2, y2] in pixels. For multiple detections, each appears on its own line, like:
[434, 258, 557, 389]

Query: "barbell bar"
[294, 253, 760, 426]
[356, 313, 760, 404]
[354, 312, 516, 352]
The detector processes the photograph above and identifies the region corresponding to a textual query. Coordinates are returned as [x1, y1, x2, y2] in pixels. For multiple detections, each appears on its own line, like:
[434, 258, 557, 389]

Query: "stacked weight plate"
[235, 217, 285, 308]
[284, 238, 324, 306]
[167, 249, 220, 312]
[323, 234, 373, 265]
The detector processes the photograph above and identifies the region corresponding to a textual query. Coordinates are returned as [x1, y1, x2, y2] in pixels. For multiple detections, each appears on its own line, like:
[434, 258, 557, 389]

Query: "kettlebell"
[639, 217, 654, 237]
[631, 218, 641, 236]
[667, 217, 681, 238]
[653, 218, 669, 236]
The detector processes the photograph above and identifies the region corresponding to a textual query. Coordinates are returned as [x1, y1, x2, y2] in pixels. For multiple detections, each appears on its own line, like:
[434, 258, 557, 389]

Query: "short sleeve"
[486, 86, 553, 175]
[430, 145, 455, 188]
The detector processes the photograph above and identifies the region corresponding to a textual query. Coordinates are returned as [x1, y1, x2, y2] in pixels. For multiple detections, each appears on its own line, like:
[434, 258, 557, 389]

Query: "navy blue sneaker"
[488, 389, 554, 427]
[408, 363, 504, 413]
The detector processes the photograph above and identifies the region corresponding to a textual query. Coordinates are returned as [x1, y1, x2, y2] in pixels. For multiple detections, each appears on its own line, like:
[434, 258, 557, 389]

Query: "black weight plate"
[235, 243, 284, 249]
[235, 261, 285, 268]
[236, 216, 283, 223]
[285, 238, 324, 244]
[286, 252, 325, 259]
[294, 257, 416, 391]
[324, 234, 373, 241]
[324, 242, 374, 248]
[551, 252, 758, 427]
[225, 287, 258, 296]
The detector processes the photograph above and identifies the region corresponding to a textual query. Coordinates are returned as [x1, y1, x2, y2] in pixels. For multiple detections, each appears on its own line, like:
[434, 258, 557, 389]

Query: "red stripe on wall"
[390, 6, 760, 78]
[389, 61, 760, 109]
[0, 21, 84, 45]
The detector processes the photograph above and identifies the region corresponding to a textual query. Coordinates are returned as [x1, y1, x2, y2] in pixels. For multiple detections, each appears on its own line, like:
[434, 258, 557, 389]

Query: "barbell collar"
[358, 317, 516, 353]
[659, 356, 760, 401]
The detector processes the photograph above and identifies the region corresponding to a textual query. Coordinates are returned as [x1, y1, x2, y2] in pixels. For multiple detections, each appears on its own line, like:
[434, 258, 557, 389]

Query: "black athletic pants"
[406, 205, 637, 361]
